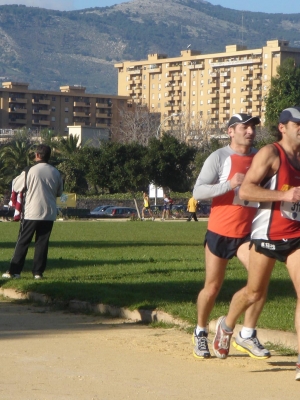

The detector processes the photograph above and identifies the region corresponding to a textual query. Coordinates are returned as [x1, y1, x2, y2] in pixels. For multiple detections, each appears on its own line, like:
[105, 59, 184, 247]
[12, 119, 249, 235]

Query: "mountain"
[0, 0, 300, 95]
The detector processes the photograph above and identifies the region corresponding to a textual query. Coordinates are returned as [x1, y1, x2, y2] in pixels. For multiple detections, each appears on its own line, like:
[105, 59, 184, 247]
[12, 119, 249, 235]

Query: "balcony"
[96, 102, 112, 108]
[73, 122, 91, 127]
[9, 97, 27, 104]
[149, 66, 162, 73]
[174, 85, 181, 91]
[73, 102, 90, 107]
[32, 99, 50, 105]
[96, 123, 111, 128]
[241, 101, 251, 107]
[9, 107, 27, 114]
[220, 72, 230, 77]
[173, 95, 181, 101]
[168, 64, 182, 71]
[133, 78, 141, 84]
[210, 92, 220, 99]
[73, 112, 91, 117]
[32, 119, 50, 126]
[32, 109, 51, 115]
[9, 118, 27, 124]
[96, 112, 112, 118]
[221, 82, 230, 87]
[174, 75, 181, 81]
[188, 63, 204, 69]
[253, 78, 262, 84]
[128, 68, 142, 74]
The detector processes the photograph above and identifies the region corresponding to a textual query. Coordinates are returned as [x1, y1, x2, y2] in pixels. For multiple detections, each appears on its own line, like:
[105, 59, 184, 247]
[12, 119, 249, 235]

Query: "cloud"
[0, 0, 74, 11]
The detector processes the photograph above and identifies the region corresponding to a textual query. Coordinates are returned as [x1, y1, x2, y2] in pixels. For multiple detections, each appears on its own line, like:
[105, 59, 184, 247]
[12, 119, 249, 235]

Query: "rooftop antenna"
[187, 44, 191, 49]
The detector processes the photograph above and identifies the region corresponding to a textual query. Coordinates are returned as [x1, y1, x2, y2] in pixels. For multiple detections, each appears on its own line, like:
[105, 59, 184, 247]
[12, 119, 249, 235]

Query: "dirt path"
[0, 299, 299, 400]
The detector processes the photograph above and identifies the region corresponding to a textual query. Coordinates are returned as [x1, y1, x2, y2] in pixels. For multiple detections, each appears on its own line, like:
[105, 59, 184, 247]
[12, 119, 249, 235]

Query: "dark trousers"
[187, 212, 198, 221]
[10, 220, 54, 276]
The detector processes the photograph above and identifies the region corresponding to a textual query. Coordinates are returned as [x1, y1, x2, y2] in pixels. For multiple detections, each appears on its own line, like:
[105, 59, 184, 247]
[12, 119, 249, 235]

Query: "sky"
[0, 0, 300, 14]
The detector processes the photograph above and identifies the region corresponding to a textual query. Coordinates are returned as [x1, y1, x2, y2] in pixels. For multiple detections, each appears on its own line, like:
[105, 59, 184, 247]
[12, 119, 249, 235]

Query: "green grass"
[0, 220, 296, 332]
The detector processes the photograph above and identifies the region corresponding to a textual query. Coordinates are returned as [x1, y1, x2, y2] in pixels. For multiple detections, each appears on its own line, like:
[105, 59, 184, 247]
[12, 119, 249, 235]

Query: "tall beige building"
[115, 40, 300, 131]
[0, 82, 129, 138]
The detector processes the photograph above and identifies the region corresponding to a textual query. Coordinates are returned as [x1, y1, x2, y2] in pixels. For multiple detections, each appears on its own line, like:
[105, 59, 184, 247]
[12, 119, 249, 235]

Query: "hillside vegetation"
[0, 0, 299, 94]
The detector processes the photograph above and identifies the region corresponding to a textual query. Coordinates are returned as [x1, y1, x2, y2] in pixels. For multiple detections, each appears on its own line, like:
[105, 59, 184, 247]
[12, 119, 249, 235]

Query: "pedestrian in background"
[2, 144, 63, 280]
[186, 196, 198, 221]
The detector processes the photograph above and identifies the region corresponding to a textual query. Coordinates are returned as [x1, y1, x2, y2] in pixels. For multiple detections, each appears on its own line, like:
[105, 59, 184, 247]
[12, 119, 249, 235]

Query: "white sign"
[149, 184, 164, 198]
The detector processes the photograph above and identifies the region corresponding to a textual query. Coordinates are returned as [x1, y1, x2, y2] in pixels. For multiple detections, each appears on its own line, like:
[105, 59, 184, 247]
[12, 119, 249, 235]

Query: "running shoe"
[192, 330, 211, 359]
[2, 272, 21, 279]
[212, 316, 233, 359]
[296, 363, 300, 381]
[232, 331, 270, 359]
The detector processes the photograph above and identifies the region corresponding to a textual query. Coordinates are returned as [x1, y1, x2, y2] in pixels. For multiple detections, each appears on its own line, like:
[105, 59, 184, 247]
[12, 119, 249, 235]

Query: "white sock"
[240, 327, 255, 339]
[196, 326, 207, 335]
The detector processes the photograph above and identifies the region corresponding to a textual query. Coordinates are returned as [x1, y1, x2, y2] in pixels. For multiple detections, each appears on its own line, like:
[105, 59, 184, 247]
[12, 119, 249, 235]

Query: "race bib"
[280, 201, 300, 221]
[232, 188, 259, 208]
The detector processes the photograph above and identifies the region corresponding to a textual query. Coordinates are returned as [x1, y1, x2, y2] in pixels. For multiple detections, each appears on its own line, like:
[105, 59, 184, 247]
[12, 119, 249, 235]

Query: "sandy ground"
[0, 299, 299, 400]
[2, 218, 297, 398]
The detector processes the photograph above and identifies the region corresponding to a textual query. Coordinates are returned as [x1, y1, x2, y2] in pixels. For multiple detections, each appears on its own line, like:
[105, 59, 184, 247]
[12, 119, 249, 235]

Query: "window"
[65, 107, 68, 112]
[143, 75, 146, 80]
[51, 116, 55, 122]
[192, 91, 195, 96]
[158, 103, 161, 108]
[152, 84, 155, 89]
[65, 98, 69, 102]
[52, 96, 56, 101]
[51, 107, 56, 112]
[192, 81, 196, 86]
[64, 118, 68, 123]
[152, 75, 155, 80]
[152, 94, 155, 99]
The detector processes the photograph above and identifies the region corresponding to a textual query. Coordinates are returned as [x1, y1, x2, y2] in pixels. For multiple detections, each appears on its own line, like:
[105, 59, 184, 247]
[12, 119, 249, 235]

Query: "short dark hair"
[36, 144, 51, 162]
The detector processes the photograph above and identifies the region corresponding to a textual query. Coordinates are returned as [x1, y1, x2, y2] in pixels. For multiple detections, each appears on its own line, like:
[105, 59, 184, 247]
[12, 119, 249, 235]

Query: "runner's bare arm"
[239, 144, 300, 202]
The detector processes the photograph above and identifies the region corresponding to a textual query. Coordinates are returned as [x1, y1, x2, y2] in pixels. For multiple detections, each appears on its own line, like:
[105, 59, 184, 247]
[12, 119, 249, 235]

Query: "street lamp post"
[153, 113, 180, 204]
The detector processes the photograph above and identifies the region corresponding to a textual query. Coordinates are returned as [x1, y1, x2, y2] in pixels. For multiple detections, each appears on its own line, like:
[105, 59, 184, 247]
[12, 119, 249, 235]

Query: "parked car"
[103, 206, 138, 218]
[89, 205, 114, 216]
[150, 205, 164, 215]
[171, 204, 189, 218]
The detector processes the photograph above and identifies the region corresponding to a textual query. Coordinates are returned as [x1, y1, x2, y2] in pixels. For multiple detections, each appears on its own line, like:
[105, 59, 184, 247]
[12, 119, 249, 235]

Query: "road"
[0, 299, 299, 400]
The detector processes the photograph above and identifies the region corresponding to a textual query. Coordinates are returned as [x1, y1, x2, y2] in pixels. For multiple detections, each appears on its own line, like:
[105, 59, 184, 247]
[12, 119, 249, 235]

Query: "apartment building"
[0, 82, 129, 138]
[115, 40, 300, 130]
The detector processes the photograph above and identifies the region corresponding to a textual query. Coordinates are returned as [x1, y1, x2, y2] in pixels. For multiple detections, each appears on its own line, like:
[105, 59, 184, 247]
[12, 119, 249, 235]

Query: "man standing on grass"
[192, 113, 270, 360]
[2, 144, 63, 280]
[212, 107, 300, 381]
[186, 196, 198, 222]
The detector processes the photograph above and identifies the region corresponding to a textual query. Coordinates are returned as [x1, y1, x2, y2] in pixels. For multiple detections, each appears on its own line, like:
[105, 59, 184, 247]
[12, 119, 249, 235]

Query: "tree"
[146, 134, 197, 192]
[0, 136, 34, 184]
[264, 58, 300, 128]
[110, 104, 160, 146]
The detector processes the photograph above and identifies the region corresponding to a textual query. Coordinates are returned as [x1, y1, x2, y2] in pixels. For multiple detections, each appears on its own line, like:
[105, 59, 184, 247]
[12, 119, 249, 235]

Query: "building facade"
[115, 40, 300, 130]
[0, 82, 129, 138]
